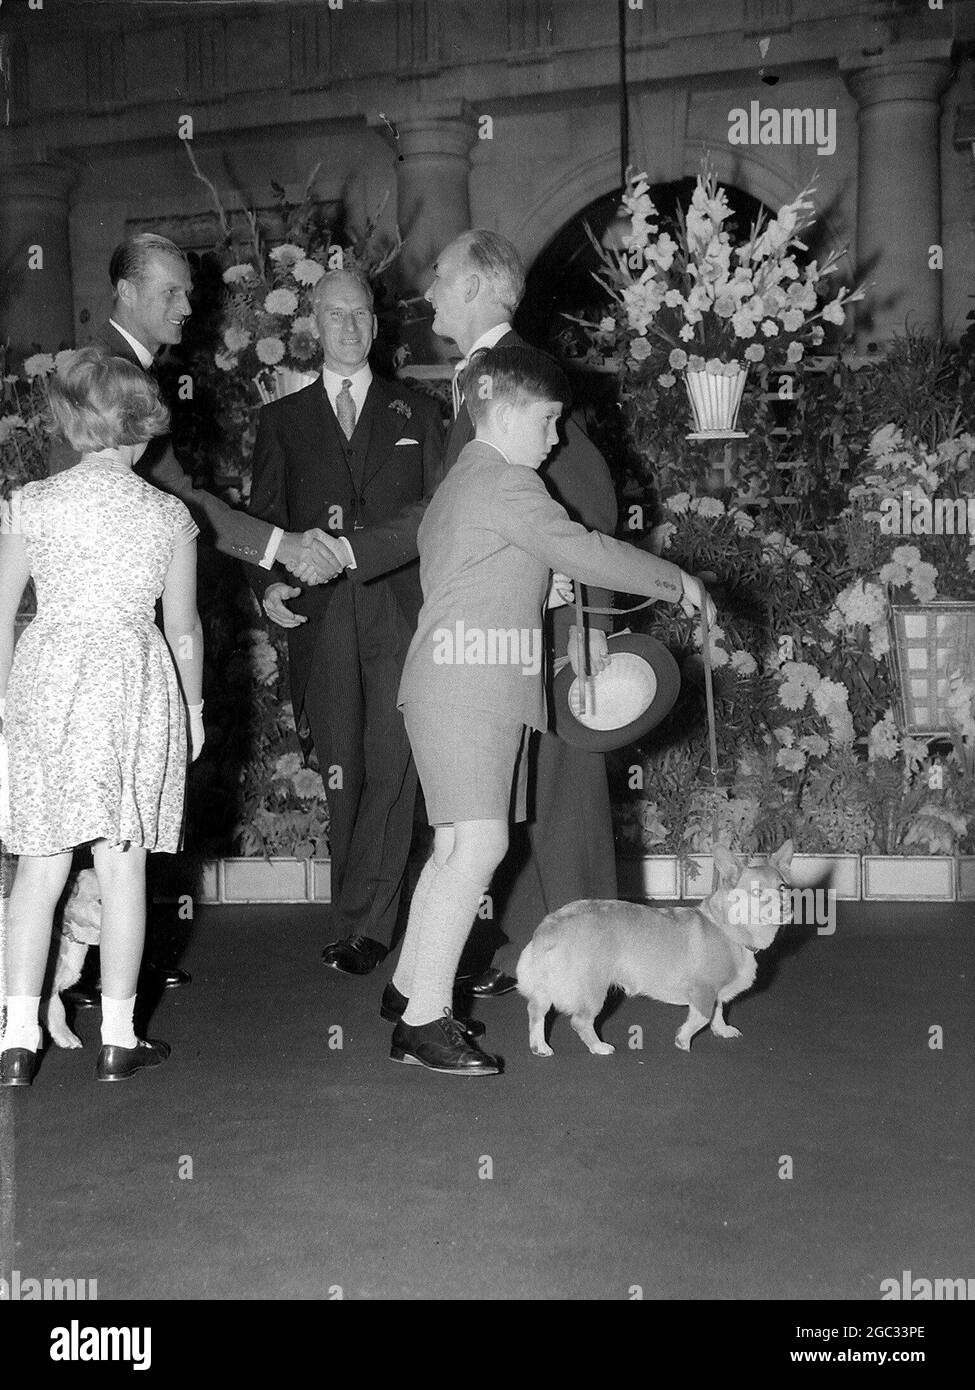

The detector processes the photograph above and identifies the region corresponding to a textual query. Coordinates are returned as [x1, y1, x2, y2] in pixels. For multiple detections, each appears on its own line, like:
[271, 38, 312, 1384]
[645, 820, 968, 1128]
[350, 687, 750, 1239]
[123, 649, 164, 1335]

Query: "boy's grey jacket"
[398, 439, 684, 731]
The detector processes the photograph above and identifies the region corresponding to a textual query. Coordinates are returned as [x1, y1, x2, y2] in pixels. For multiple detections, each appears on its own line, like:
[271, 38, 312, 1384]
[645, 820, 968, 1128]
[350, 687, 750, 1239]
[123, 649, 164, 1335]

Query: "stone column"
[371, 104, 478, 362]
[0, 163, 77, 360]
[842, 45, 953, 346]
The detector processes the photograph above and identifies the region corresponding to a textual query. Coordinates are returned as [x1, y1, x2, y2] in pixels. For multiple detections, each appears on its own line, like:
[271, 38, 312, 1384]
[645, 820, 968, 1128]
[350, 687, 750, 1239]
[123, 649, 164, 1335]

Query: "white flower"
[730, 649, 757, 676]
[269, 243, 303, 266]
[786, 341, 804, 363]
[821, 296, 847, 326]
[292, 258, 325, 287]
[222, 264, 255, 285]
[780, 309, 804, 332]
[598, 316, 616, 334]
[799, 734, 830, 758]
[54, 349, 75, 373]
[776, 747, 808, 772]
[214, 349, 238, 372]
[731, 510, 755, 534]
[665, 492, 691, 515]
[679, 325, 695, 341]
[223, 327, 251, 352]
[695, 497, 725, 518]
[629, 335, 654, 362]
[744, 343, 766, 363]
[668, 348, 688, 370]
[264, 288, 299, 317]
[663, 290, 684, 309]
[255, 336, 285, 365]
[657, 372, 676, 388]
[731, 309, 757, 339]
[760, 319, 779, 338]
[23, 352, 55, 378]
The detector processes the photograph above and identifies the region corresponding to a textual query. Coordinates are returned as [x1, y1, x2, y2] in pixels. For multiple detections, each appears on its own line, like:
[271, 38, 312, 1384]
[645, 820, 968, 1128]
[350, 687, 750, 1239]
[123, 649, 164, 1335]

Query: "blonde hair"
[47, 345, 170, 451]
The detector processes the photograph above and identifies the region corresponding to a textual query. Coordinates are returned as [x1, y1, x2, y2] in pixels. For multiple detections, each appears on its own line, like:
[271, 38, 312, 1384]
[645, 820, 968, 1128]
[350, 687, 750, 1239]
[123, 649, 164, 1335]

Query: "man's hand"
[277, 529, 348, 586]
[679, 571, 718, 629]
[566, 626, 611, 678]
[263, 582, 308, 628]
[547, 572, 574, 610]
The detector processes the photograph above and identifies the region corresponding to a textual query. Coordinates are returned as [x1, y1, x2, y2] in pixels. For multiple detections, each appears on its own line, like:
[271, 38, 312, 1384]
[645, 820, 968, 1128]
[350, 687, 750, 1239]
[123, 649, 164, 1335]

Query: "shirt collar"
[473, 438, 513, 466]
[322, 363, 372, 402]
[454, 322, 512, 372]
[109, 319, 155, 370]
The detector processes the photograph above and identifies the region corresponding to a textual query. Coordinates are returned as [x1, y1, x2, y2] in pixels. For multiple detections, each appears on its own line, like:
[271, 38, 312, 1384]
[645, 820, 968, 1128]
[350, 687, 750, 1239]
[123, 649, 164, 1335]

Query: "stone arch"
[511, 141, 847, 273]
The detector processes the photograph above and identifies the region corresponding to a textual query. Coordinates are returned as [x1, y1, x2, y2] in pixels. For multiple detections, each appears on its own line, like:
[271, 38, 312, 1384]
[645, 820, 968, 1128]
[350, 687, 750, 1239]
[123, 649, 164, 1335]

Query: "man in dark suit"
[51, 233, 344, 586]
[322, 230, 620, 997]
[49, 232, 343, 1001]
[248, 268, 444, 975]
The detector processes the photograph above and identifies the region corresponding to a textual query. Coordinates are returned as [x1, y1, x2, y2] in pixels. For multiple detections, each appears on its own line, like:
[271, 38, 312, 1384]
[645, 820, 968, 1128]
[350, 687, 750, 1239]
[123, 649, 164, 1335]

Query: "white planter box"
[862, 856, 956, 901]
[220, 857, 331, 904]
[956, 857, 975, 901]
[618, 855, 681, 900]
[682, 856, 714, 899]
[789, 854, 861, 901]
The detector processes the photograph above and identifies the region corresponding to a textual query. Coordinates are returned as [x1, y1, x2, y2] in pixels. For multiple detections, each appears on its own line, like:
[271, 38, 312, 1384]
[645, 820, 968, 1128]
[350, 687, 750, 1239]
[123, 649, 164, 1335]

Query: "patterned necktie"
[336, 378, 357, 440]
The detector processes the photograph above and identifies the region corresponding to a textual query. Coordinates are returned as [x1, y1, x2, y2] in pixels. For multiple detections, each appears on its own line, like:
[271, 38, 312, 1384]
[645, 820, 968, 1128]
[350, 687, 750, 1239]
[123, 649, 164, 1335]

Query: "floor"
[3, 902, 973, 1301]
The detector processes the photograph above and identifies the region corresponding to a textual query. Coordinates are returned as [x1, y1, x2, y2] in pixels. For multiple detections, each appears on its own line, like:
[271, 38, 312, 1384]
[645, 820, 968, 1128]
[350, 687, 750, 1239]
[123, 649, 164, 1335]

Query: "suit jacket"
[244, 372, 444, 715]
[351, 328, 619, 643]
[398, 439, 684, 731]
[47, 322, 274, 567]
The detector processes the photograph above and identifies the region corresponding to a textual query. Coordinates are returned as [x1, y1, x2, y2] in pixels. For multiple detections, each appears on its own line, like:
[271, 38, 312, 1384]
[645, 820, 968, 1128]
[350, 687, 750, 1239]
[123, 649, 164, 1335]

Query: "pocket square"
[395, 437, 420, 446]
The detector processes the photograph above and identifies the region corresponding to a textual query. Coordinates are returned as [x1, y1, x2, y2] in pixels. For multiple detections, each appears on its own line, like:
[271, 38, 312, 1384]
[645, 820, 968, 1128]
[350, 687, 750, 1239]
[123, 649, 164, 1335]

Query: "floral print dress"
[1, 451, 198, 855]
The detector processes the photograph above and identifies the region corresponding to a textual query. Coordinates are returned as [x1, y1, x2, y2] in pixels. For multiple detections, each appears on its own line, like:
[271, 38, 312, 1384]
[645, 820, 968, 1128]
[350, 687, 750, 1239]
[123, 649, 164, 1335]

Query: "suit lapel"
[359, 377, 405, 491]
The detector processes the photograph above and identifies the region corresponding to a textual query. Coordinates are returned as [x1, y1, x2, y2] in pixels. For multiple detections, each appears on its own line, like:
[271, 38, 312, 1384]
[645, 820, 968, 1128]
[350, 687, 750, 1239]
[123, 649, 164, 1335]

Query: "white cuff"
[259, 526, 284, 569]
[338, 535, 356, 571]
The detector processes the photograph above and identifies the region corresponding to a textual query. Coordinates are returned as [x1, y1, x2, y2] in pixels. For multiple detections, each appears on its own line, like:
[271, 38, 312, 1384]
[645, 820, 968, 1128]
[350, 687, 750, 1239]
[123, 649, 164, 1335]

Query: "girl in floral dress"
[0, 345, 205, 1085]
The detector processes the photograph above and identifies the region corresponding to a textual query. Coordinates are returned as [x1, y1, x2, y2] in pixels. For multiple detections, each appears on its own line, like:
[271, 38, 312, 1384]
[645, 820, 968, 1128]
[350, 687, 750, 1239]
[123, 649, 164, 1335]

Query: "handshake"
[276, 528, 352, 586]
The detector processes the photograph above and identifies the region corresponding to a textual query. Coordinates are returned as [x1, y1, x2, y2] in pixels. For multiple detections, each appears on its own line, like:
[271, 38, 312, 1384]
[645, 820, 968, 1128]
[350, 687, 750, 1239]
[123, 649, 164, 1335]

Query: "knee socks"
[392, 854, 442, 1000]
[401, 861, 488, 1027]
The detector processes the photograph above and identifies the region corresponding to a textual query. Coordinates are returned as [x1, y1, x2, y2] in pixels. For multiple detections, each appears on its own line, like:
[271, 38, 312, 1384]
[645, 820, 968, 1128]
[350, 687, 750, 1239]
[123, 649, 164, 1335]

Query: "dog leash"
[572, 574, 721, 889]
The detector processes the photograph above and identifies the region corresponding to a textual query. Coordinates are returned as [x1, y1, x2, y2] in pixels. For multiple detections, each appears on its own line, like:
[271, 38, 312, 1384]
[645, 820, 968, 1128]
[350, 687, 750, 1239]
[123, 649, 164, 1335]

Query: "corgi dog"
[40, 869, 102, 1049]
[516, 841, 794, 1056]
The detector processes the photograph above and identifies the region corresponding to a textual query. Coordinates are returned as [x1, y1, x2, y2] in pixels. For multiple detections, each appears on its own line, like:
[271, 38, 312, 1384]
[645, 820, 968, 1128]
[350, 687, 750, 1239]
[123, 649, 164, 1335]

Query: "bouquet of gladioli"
[582, 159, 865, 388]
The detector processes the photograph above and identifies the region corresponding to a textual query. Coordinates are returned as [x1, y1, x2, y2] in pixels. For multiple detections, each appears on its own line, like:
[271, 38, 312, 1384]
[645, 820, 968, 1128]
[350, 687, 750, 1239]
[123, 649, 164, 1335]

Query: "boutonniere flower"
[390, 399, 412, 419]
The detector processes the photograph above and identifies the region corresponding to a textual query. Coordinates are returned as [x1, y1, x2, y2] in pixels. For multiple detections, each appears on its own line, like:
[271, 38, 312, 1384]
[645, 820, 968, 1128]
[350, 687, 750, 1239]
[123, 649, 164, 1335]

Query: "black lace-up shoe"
[390, 1011, 501, 1075]
[380, 982, 485, 1038]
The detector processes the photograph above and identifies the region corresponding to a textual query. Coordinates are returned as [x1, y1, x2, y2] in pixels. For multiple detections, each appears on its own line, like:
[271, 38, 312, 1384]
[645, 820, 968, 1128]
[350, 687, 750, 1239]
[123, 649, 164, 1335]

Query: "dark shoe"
[96, 1038, 171, 1082]
[380, 982, 486, 1039]
[321, 935, 387, 976]
[150, 965, 191, 989]
[1, 1048, 38, 1087]
[463, 968, 518, 998]
[390, 1011, 500, 1075]
[62, 983, 100, 1009]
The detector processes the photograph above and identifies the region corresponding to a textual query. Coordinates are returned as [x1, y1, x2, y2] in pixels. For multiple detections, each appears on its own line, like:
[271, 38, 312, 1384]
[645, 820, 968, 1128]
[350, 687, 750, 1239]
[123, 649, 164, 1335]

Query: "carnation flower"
[256, 336, 286, 365]
[730, 649, 758, 676]
[687, 355, 706, 370]
[657, 372, 676, 388]
[679, 325, 695, 341]
[731, 309, 757, 339]
[222, 264, 255, 285]
[744, 343, 766, 363]
[292, 258, 325, 287]
[269, 243, 303, 266]
[23, 353, 55, 378]
[695, 497, 725, 518]
[760, 319, 779, 338]
[663, 291, 684, 309]
[214, 349, 238, 372]
[223, 327, 251, 352]
[598, 316, 616, 334]
[786, 341, 804, 363]
[629, 335, 653, 362]
[776, 747, 808, 772]
[264, 288, 299, 317]
[780, 309, 804, 332]
[668, 348, 688, 370]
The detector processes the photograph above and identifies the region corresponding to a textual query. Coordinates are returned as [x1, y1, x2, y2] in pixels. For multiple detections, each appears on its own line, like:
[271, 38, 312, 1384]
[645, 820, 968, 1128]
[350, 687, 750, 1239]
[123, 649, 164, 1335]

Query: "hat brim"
[553, 633, 681, 752]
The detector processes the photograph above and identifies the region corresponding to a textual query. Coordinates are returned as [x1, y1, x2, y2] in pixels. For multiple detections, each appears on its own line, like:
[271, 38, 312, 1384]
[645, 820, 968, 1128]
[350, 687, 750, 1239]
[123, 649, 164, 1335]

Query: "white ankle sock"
[401, 862, 488, 1026]
[2, 995, 42, 1052]
[392, 855, 442, 1000]
[100, 994, 138, 1048]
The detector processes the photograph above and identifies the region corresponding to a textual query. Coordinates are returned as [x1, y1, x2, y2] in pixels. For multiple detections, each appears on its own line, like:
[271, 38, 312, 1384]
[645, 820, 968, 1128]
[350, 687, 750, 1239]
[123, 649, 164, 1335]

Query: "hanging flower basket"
[683, 364, 749, 440]
[887, 600, 975, 736]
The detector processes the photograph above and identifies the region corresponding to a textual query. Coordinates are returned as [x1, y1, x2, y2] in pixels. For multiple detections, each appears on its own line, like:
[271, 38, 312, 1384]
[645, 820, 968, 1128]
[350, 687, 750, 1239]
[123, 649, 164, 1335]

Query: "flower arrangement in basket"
[580, 160, 865, 437]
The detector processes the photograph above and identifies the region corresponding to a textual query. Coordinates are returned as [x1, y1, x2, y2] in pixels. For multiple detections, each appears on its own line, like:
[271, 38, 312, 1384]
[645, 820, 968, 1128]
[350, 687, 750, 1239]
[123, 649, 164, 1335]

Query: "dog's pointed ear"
[712, 845, 740, 884]
[770, 839, 794, 871]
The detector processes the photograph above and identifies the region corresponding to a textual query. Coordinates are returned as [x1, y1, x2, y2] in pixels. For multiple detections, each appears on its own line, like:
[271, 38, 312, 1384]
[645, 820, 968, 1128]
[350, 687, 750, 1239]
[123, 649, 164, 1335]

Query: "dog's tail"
[515, 941, 535, 997]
